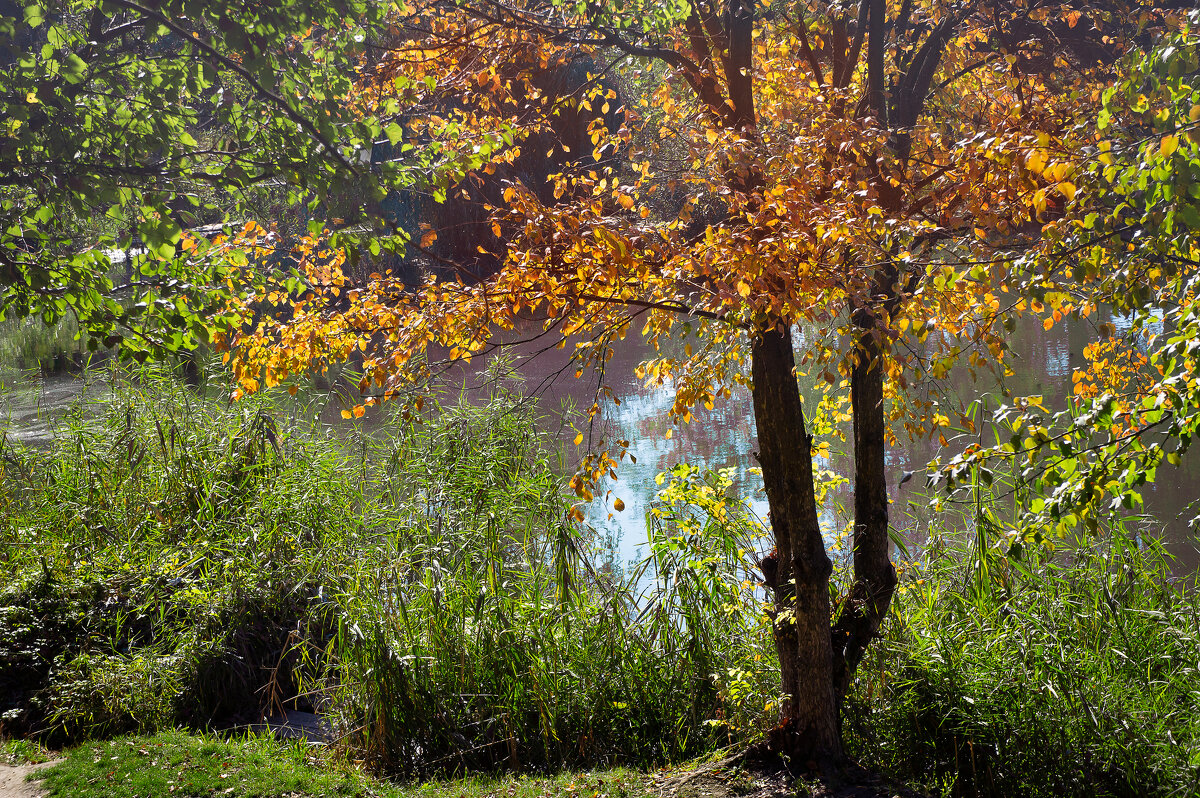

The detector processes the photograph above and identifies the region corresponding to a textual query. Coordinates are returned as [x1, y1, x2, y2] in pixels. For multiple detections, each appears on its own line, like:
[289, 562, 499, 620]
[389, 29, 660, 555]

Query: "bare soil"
[0, 761, 57, 798]
[650, 757, 925, 798]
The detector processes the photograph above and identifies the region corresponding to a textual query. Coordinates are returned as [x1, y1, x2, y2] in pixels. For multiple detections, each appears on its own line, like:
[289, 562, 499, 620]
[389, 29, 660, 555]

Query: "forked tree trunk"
[751, 322, 843, 767]
[831, 327, 898, 705]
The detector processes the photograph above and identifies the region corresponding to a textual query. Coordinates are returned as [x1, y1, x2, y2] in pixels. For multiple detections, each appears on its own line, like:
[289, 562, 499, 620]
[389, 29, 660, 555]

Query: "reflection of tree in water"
[572, 309, 1198, 576]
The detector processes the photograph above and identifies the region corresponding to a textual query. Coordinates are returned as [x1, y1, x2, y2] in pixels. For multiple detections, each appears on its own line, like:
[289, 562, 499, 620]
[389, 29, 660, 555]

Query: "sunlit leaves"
[216, 0, 1186, 533]
[935, 10, 1200, 539]
[0, 0, 440, 355]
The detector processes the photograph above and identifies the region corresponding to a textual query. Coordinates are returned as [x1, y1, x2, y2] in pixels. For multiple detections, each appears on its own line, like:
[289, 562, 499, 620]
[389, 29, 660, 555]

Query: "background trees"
[0, 0, 480, 354]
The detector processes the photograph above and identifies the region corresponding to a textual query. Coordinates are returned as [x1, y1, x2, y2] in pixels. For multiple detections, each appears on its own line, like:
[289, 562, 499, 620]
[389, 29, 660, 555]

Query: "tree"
[941, 10, 1200, 549]
[0, 0, 485, 353]
[224, 0, 1180, 769]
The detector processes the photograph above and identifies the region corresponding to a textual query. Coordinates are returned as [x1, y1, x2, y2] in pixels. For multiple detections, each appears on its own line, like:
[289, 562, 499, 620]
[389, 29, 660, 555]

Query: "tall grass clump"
[319, 419, 775, 775]
[0, 366, 775, 772]
[0, 369, 363, 740]
[844, 529, 1200, 798]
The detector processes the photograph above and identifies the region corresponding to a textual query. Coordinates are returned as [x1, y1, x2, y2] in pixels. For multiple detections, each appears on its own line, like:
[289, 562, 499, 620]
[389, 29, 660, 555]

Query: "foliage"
[845, 532, 1200, 798]
[938, 11, 1200, 545]
[0, 368, 773, 770]
[220, 0, 1176, 432]
[0, 0, 491, 356]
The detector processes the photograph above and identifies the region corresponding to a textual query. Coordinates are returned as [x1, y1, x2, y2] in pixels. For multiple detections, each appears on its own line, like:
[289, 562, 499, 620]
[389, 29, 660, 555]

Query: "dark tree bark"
[751, 322, 843, 766]
[831, 325, 898, 706]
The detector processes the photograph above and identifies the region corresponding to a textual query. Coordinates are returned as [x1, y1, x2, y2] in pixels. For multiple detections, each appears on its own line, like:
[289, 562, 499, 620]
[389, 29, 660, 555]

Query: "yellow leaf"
[420, 229, 437, 247]
[1026, 150, 1047, 175]
[618, 194, 635, 210]
[1059, 181, 1076, 201]
[664, 428, 673, 439]
[1043, 317, 1054, 331]
[340, 409, 352, 419]
[613, 498, 625, 512]
[706, 129, 718, 144]
[353, 405, 366, 418]
[1160, 134, 1179, 158]
[574, 432, 584, 445]
[491, 221, 502, 237]
[503, 187, 515, 203]
[1190, 104, 1200, 123]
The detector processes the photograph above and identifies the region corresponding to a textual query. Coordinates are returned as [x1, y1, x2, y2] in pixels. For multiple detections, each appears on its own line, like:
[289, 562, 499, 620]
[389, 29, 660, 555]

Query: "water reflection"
[0, 309, 1195, 575]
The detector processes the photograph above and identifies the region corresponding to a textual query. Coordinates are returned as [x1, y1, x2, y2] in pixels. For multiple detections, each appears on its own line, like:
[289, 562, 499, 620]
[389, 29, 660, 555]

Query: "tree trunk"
[751, 321, 843, 767]
[831, 327, 898, 705]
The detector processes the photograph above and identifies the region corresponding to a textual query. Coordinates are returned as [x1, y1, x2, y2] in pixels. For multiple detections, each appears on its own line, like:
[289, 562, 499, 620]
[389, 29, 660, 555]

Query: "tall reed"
[0, 367, 776, 770]
[844, 528, 1200, 798]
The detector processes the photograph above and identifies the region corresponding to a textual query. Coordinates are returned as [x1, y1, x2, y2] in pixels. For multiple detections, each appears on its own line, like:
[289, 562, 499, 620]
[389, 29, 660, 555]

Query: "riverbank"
[2, 371, 1198, 796]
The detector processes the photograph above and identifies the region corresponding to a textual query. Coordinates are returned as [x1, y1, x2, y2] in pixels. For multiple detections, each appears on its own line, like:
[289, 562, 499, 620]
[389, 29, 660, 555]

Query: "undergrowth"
[845, 532, 1200, 798]
[0, 367, 774, 774]
[3, 365, 1197, 795]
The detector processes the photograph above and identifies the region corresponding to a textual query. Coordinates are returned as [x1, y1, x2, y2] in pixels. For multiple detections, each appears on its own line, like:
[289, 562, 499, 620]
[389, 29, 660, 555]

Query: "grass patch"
[1, 737, 54, 765]
[36, 730, 654, 798]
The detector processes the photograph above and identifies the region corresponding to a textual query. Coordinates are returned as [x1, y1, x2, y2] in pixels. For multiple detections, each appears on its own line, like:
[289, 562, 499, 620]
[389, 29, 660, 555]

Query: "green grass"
[0, 737, 54, 764]
[34, 729, 655, 798]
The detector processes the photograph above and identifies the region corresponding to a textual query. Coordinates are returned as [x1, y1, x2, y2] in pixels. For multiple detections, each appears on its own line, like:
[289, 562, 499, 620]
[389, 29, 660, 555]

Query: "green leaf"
[384, 122, 403, 146]
[61, 52, 87, 83]
[22, 5, 45, 27]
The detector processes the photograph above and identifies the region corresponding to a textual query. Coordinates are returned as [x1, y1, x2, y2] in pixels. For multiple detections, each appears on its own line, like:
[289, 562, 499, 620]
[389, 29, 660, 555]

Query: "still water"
[1, 314, 1197, 574]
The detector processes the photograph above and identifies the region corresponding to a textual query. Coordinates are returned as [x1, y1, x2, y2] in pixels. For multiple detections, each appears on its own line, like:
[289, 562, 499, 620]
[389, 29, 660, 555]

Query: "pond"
[1, 312, 1196, 576]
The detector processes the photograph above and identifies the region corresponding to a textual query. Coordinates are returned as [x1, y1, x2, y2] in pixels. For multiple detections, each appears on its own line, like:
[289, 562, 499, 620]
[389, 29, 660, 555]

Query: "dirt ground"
[650, 757, 924, 798]
[0, 762, 56, 798]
